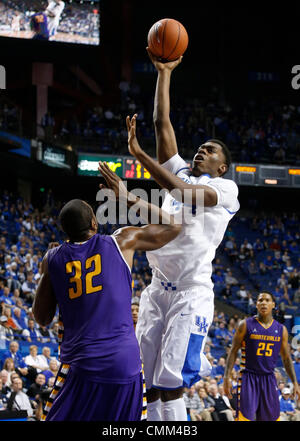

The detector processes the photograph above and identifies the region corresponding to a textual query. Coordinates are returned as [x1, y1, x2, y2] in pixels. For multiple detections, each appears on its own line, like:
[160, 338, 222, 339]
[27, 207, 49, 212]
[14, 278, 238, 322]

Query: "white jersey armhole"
[110, 235, 132, 274]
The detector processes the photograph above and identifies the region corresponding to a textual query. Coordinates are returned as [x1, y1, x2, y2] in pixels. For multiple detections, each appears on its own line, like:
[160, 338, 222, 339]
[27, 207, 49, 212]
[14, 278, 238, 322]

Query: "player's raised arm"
[280, 326, 300, 401]
[98, 161, 181, 265]
[127, 114, 218, 207]
[98, 160, 177, 225]
[147, 48, 182, 164]
[224, 319, 247, 398]
[32, 252, 57, 326]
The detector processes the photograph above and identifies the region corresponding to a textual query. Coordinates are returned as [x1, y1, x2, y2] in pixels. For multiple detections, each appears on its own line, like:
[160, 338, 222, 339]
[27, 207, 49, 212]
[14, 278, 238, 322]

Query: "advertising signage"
[77, 154, 123, 177]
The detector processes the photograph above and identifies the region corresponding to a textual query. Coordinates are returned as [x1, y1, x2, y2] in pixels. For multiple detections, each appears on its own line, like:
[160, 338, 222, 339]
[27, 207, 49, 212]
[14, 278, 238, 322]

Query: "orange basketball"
[147, 18, 188, 62]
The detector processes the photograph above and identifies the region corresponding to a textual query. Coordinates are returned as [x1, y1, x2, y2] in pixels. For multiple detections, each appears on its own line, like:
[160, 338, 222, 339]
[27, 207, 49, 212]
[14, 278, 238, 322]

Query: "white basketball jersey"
[46, 1, 65, 35]
[146, 153, 240, 288]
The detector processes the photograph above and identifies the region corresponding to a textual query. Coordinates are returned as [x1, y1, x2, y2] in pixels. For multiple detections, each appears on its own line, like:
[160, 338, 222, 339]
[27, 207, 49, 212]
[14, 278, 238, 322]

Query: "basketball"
[147, 18, 188, 62]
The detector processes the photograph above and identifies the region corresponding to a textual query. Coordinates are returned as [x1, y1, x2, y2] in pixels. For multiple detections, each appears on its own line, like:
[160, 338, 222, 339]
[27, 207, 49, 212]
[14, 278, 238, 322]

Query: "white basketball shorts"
[136, 278, 214, 390]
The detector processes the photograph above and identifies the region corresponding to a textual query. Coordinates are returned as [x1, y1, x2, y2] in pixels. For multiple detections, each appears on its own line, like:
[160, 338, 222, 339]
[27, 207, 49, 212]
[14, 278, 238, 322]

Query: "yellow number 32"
[66, 254, 102, 299]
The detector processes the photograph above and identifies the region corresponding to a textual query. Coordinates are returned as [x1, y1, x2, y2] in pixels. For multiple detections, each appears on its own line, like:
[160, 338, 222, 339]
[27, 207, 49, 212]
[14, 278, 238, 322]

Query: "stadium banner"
[0, 130, 31, 158]
[42, 144, 74, 170]
[78, 153, 123, 177]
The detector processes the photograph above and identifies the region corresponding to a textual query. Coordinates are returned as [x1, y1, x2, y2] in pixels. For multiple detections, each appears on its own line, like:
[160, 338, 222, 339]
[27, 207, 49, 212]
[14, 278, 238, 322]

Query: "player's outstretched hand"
[146, 47, 183, 72]
[98, 161, 128, 200]
[293, 382, 300, 403]
[126, 114, 143, 158]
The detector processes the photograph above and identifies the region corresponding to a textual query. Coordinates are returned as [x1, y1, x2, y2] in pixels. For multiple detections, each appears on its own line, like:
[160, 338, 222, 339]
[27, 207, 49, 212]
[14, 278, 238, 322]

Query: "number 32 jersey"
[47, 234, 141, 383]
[241, 316, 283, 374]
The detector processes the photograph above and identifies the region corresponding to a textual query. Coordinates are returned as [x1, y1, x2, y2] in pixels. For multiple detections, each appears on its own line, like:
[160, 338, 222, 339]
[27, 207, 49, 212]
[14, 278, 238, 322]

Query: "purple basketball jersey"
[47, 234, 141, 383]
[241, 316, 283, 374]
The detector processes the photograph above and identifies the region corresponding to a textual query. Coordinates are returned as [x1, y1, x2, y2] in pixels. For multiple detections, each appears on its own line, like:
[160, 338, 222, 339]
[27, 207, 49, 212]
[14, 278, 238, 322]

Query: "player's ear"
[218, 163, 227, 176]
[91, 216, 98, 232]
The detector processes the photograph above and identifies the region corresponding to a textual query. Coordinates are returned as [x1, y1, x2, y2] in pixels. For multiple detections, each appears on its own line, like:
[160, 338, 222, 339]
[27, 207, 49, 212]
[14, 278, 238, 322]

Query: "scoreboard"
[77, 153, 300, 188]
[124, 158, 151, 180]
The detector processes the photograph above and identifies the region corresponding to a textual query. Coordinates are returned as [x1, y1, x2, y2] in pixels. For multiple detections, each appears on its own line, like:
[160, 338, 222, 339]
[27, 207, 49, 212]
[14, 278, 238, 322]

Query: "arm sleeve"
[161, 153, 190, 175]
[205, 178, 240, 213]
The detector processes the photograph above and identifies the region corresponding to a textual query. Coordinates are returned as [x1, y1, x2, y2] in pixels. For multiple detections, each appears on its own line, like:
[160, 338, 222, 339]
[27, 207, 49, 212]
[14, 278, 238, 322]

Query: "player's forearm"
[134, 150, 214, 205]
[153, 70, 171, 124]
[224, 350, 238, 378]
[126, 191, 176, 225]
[282, 357, 298, 385]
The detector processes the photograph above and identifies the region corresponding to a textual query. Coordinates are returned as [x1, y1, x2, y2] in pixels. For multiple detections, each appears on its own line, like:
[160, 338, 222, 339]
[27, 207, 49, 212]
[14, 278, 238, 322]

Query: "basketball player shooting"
[224, 291, 300, 421]
[125, 49, 240, 421]
[30, 0, 64, 40]
[32, 175, 181, 421]
[45, 0, 65, 39]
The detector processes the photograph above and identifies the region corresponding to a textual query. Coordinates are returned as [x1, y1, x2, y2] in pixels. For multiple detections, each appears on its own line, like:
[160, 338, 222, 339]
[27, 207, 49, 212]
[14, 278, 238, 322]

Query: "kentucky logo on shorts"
[195, 316, 209, 334]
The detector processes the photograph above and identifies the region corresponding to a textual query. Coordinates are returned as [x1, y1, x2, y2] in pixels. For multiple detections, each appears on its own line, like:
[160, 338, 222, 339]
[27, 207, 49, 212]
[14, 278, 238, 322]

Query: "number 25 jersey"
[241, 316, 283, 374]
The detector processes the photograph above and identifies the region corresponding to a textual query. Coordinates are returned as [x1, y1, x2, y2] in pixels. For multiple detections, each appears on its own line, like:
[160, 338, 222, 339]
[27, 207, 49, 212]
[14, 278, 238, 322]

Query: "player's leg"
[160, 387, 187, 421]
[153, 287, 214, 421]
[257, 373, 280, 421]
[44, 365, 144, 421]
[237, 371, 259, 421]
[136, 285, 166, 420]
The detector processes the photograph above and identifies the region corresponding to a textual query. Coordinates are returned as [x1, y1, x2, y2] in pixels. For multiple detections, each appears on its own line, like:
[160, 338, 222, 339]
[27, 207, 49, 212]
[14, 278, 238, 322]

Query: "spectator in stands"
[0, 370, 11, 395]
[21, 272, 36, 305]
[213, 322, 231, 349]
[0, 314, 14, 347]
[183, 385, 209, 421]
[247, 260, 258, 275]
[0, 377, 8, 408]
[294, 288, 300, 305]
[289, 269, 300, 290]
[2, 357, 16, 386]
[283, 259, 295, 276]
[220, 284, 232, 302]
[279, 388, 300, 421]
[38, 325, 56, 344]
[1, 341, 27, 375]
[22, 318, 42, 343]
[24, 345, 48, 374]
[6, 376, 33, 418]
[207, 383, 235, 421]
[131, 302, 139, 332]
[212, 356, 226, 379]
[237, 284, 248, 300]
[225, 271, 238, 286]
[247, 292, 256, 314]
[293, 354, 300, 384]
[50, 321, 60, 343]
[253, 238, 264, 252]
[0, 286, 14, 309]
[197, 388, 214, 421]
[277, 273, 289, 290]
[2, 306, 22, 335]
[37, 346, 55, 367]
[12, 306, 27, 330]
[41, 359, 59, 384]
[213, 270, 226, 286]
[263, 255, 274, 271]
[26, 373, 47, 405]
[277, 380, 286, 397]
